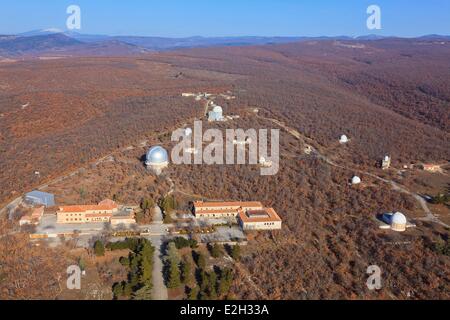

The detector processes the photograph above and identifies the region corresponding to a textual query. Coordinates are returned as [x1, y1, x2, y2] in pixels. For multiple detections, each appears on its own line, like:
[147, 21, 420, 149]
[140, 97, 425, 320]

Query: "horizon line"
[3, 29, 450, 39]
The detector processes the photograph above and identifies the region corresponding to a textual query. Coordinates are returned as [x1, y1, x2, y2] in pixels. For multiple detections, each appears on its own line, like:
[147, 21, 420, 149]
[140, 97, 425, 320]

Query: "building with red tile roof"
[193, 201, 282, 231]
[19, 207, 44, 226]
[237, 207, 282, 230]
[193, 201, 264, 219]
[57, 200, 119, 224]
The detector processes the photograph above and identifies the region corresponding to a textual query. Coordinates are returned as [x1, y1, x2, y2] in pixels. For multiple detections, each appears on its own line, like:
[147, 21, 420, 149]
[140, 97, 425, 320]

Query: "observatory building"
[381, 155, 391, 170]
[146, 146, 169, 175]
[379, 212, 416, 232]
[208, 106, 224, 122]
[351, 176, 362, 185]
[193, 201, 282, 231]
[339, 135, 349, 144]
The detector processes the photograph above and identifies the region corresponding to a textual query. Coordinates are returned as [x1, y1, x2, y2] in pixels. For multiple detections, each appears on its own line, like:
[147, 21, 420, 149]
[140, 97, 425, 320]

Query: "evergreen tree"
[187, 286, 199, 300]
[165, 242, 181, 265]
[78, 257, 86, 271]
[218, 268, 234, 296]
[195, 252, 206, 269]
[141, 241, 154, 262]
[199, 269, 209, 291]
[119, 256, 130, 267]
[207, 271, 218, 299]
[123, 283, 133, 297]
[230, 245, 241, 261]
[141, 198, 154, 212]
[112, 282, 124, 299]
[181, 260, 192, 284]
[94, 240, 105, 256]
[139, 255, 152, 286]
[210, 243, 223, 258]
[167, 260, 181, 288]
[160, 195, 178, 223]
[133, 285, 152, 300]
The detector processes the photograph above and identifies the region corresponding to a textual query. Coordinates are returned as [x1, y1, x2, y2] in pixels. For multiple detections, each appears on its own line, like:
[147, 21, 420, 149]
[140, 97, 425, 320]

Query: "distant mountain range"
[1, 29, 449, 58]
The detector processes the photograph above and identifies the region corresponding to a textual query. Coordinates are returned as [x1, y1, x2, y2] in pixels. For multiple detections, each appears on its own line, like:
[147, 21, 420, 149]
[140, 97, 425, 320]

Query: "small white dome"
[213, 106, 223, 113]
[352, 176, 361, 185]
[146, 146, 169, 164]
[392, 212, 407, 225]
[340, 135, 349, 143]
[185, 128, 192, 137]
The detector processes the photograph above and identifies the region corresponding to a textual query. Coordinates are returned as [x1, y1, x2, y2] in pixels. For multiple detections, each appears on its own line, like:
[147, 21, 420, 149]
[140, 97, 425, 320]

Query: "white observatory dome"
[352, 176, 362, 185]
[391, 212, 407, 232]
[340, 135, 349, 143]
[392, 212, 407, 225]
[213, 106, 223, 113]
[185, 128, 193, 137]
[146, 146, 169, 165]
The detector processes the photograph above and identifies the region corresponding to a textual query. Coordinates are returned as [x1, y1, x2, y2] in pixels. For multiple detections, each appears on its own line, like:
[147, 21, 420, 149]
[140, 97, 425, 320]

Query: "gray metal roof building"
[25, 190, 55, 207]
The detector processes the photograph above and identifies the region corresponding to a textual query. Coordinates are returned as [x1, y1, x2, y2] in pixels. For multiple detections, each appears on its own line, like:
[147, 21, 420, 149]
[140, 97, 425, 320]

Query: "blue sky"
[0, 0, 449, 37]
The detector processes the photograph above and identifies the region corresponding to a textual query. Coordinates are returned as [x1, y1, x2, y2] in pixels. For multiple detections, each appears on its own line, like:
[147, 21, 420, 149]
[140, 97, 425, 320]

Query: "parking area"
[35, 214, 106, 235]
[200, 226, 246, 243]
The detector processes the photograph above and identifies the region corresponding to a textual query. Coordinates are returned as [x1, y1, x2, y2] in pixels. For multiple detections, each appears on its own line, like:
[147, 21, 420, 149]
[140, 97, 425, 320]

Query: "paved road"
[0, 197, 22, 219]
[148, 206, 168, 300]
[149, 234, 168, 300]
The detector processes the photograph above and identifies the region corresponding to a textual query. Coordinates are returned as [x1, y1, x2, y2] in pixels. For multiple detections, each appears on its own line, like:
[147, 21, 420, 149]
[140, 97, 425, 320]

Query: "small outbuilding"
[381, 155, 391, 170]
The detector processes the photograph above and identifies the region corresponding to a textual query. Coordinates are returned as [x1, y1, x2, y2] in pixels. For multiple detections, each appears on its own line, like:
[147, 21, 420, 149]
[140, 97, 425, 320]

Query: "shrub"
[171, 237, 198, 249]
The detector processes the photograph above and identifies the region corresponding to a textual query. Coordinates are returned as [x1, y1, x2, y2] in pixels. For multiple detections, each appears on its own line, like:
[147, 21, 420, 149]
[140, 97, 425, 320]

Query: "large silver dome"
[146, 146, 169, 164]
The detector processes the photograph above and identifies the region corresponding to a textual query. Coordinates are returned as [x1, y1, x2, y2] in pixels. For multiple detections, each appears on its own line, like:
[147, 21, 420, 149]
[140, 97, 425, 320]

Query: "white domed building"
[340, 135, 349, 144]
[351, 176, 362, 185]
[208, 105, 224, 122]
[380, 212, 415, 232]
[391, 212, 407, 232]
[145, 146, 169, 175]
[185, 128, 192, 137]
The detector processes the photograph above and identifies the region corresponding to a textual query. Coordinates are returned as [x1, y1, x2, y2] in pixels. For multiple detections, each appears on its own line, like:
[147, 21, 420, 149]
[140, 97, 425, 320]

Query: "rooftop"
[194, 201, 264, 209]
[58, 199, 118, 213]
[238, 207, 282, 223]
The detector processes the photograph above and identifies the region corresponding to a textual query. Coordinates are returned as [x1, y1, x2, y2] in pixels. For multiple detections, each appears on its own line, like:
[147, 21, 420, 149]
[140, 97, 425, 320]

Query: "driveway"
[148, 205, 168, 300]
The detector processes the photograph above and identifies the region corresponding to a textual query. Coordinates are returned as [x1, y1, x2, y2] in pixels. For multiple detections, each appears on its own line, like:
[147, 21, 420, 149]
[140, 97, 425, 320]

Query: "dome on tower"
[213, 106, 223, 113]
[146, 146, 169, 165]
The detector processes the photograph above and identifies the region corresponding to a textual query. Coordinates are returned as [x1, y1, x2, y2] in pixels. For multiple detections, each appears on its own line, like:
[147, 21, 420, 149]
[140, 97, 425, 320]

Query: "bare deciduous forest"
[0, 39, 449, 299]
